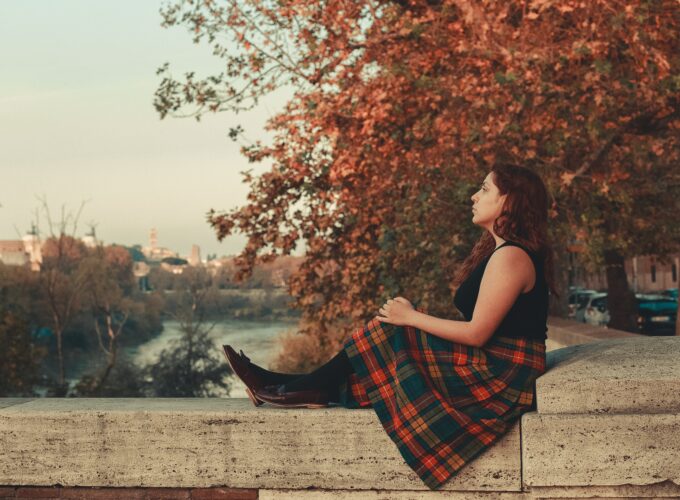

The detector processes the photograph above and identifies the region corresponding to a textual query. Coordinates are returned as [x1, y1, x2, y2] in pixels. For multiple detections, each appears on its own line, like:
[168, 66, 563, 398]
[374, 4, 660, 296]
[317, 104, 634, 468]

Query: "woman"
[223, 163, 557, 490]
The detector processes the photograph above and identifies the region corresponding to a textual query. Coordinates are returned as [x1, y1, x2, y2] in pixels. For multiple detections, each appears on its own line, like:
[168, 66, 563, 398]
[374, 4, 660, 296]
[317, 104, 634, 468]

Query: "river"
[123, 318, 297, 398]
[43, 318, 298, 398]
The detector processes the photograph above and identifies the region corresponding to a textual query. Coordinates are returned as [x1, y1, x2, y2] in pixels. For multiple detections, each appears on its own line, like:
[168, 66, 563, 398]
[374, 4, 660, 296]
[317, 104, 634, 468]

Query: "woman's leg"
[277, 349, 354, 401]
[245, 362, 304, 386]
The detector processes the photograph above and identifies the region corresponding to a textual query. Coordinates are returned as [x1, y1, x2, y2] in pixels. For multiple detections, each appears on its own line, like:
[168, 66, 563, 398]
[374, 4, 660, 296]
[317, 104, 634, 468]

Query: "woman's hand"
[375, 297, 415, 326]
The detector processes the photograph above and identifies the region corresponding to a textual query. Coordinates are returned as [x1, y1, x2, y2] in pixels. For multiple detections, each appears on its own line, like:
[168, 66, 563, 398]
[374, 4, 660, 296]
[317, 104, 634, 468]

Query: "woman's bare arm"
[407, 246, 534, 347]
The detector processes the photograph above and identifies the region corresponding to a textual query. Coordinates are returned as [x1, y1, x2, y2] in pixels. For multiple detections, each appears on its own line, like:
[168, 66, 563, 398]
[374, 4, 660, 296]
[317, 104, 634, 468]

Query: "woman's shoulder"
[494, 240, 538, 260]
[490, 242, 534, 263]
[488, 241, 537, 276]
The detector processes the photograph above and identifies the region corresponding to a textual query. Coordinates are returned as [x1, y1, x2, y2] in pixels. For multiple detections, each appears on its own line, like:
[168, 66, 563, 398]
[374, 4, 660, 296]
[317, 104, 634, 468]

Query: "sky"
[0, 0, 301, 259]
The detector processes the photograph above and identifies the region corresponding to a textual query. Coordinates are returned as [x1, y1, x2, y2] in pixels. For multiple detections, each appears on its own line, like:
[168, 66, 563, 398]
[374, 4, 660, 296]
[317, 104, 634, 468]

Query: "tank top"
[453, 240, 548, 342]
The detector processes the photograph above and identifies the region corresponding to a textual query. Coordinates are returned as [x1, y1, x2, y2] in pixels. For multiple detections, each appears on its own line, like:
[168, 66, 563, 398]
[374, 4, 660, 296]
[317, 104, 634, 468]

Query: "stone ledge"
[0, 486, 258, 499]
[0, 398, 521, 492]
[521, 412, 680, 488]
[259, 490, 529, 499]
[0, 398, 32, 410]
[539, 336, 680, 414]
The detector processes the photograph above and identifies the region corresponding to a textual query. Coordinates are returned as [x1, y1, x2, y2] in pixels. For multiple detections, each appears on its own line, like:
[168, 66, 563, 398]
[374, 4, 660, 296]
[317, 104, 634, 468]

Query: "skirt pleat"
[339, 304, 546, 490]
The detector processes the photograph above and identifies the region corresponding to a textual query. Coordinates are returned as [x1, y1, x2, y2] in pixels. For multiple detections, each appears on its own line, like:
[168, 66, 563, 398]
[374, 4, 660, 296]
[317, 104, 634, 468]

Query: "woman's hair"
[452, 163, 559, 298]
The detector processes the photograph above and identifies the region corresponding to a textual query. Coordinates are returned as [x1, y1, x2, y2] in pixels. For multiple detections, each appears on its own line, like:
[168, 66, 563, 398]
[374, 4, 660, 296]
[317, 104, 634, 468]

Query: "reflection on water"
[123, 319, 296, 398]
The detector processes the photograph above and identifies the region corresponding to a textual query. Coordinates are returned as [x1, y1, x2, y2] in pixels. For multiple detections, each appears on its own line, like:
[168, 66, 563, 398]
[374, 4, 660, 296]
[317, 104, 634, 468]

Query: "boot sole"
[222, 346, 264, 407]
[254, 398, 329, 409]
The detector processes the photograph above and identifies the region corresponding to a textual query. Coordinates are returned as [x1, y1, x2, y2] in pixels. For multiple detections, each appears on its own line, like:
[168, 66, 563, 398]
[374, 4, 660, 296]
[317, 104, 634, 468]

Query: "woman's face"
[470, 172, 507, 230]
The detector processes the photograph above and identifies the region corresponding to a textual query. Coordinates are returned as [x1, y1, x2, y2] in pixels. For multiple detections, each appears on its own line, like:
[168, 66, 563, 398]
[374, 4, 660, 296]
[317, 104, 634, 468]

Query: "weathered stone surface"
[522, 412, 680, 488]
[537, 336, 680, 415]
[528, 481, 680, 498]
[259, 490, 529, 499]
[0, 398, 34, 409]
[0, 398, 522, 491]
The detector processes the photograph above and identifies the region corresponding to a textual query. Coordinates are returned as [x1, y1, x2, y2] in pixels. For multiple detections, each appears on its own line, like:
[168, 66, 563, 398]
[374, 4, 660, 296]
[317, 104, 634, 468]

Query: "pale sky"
[0, 0, 302, 259]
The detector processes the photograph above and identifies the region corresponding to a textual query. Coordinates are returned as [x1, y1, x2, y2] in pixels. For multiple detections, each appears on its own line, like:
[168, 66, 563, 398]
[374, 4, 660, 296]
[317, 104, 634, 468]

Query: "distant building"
[142, 227, 178, 261]
[0, 240, 29, 267]
[569, 242, 679, 293]
[133, 261, 151, 291]
[0, 225, 42, 271]
[82, 225, 98, 249]
[206, 258, 224, 277]
[160, 257, 188, 275]
[188, 244, 202, 266]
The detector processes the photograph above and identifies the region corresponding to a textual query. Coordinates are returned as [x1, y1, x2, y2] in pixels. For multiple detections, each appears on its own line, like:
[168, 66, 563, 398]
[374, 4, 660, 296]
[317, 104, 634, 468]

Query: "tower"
[189, 244, 202, 266]
[150, 227, 158, 252]
[82, 223, 98, 249]
[22, 223, 42, 271]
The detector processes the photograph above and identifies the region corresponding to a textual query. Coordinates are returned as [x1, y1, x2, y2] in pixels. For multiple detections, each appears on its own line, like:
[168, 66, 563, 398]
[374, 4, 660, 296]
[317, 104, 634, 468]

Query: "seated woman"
[224, 162, 557, 490]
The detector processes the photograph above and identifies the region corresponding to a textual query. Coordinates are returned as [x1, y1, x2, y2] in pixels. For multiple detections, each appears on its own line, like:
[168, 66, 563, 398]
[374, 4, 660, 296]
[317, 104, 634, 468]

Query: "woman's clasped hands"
[375, 296, 415, 326]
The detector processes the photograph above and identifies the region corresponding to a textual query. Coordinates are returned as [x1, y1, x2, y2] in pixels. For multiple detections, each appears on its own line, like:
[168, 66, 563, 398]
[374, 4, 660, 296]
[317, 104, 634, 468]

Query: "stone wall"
[1, 319, 678, 499]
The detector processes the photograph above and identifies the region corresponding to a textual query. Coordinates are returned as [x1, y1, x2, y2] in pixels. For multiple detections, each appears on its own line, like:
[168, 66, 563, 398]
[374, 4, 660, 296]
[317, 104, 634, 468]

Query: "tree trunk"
[603, 248, 638, 332]
[549, 243, 571, 317]
[676, 292, 680, 337]
[96, 349, 116, 395]
[676, 257, 679, 337]
[54, 326, 68, 397]
[56, 329, 64, 386]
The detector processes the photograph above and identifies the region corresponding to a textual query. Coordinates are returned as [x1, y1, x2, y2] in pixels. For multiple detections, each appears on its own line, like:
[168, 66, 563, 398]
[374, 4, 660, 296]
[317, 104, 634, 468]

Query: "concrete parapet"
[0, 398, 521, 492]
[1, 318, 678, 498]
[540, 336, 680, 414]
[522, 412, 680, 487]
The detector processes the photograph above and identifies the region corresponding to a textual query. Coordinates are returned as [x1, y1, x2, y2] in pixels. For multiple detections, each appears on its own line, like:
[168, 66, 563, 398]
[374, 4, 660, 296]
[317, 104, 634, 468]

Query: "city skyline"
[1, 0, 304, 258]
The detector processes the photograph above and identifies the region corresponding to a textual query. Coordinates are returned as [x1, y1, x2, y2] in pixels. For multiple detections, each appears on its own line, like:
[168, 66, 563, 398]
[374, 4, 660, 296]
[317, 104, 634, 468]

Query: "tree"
[155, 0, 680, 363]
[0, 263, 46, 396]
[35, 199, 90, 394]
[73, 244, 138, 396]
[142, 267, 232, 397]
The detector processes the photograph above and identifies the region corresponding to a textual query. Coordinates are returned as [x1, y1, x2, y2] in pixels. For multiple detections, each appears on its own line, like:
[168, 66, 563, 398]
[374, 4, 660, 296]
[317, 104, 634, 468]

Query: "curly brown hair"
[452, 164, 559, 298]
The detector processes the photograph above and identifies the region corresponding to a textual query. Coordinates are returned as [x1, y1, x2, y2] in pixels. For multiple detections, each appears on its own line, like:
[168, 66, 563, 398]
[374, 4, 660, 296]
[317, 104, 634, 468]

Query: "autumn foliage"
[155, 0, 680, 365]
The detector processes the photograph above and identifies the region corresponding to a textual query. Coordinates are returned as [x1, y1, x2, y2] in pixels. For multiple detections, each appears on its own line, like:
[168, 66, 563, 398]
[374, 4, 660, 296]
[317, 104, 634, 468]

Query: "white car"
[583, 293, 610, 327]
[568, 289, 597, 322]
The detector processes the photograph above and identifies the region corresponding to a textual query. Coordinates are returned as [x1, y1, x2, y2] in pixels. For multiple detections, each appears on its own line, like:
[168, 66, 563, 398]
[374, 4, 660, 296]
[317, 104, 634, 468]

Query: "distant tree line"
[0, 235, 162, 397]
[0, 230, 306, 398]
[145, 254, 304, 292]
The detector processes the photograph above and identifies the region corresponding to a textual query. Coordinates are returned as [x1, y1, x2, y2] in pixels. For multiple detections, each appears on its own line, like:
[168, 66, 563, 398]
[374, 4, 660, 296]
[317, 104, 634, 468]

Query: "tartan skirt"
[338, 305, 546, 490]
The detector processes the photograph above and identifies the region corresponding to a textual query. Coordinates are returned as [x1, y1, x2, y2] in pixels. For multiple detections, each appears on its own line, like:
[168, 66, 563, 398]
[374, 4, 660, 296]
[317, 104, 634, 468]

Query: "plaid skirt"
[339, 305, 546, 490]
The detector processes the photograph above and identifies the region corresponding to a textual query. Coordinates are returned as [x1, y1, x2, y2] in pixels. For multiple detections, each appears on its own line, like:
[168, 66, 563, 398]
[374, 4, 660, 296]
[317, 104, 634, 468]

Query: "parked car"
[635, 293, 677, 336]
[579, 291, 678, 334]
[583, 293, 610, 326]
[568, 288, 597, 322]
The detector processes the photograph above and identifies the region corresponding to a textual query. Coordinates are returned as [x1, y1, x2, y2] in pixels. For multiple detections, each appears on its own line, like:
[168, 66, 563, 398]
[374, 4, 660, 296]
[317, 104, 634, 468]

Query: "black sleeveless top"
[453, 241, 548, 342]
